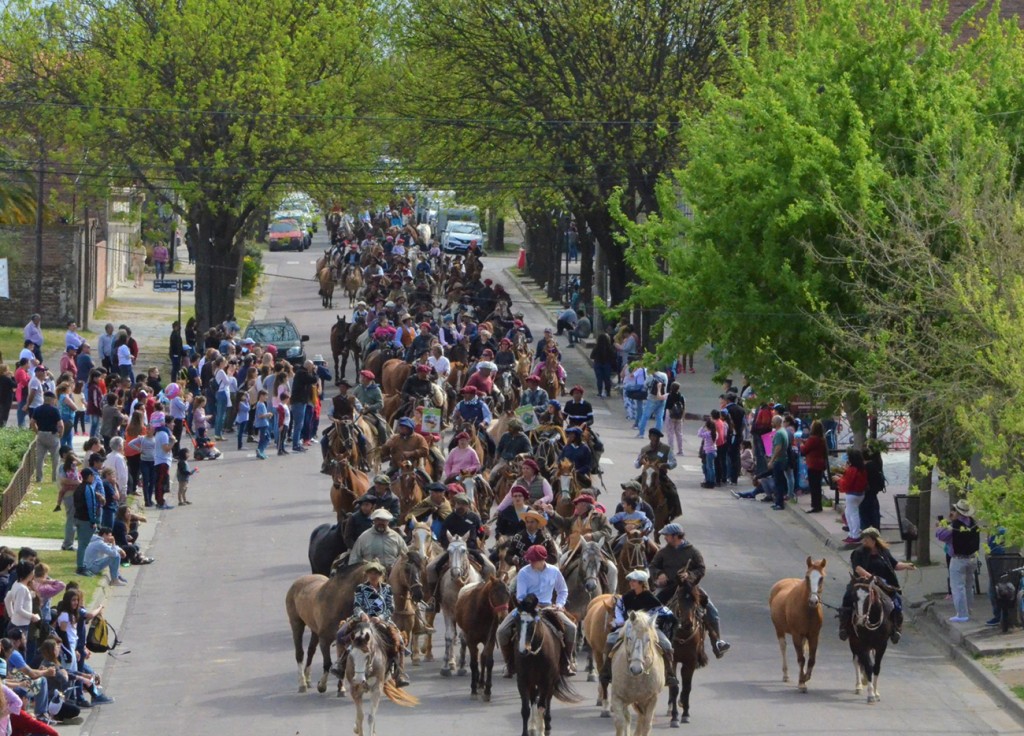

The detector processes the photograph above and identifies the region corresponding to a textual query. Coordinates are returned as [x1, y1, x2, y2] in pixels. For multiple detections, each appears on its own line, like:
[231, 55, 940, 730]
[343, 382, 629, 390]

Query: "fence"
[1, 440, 36, 529]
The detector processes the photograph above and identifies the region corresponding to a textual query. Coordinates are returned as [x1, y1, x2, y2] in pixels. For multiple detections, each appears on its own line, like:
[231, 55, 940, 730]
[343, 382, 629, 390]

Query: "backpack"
[86, 614, 119, 653]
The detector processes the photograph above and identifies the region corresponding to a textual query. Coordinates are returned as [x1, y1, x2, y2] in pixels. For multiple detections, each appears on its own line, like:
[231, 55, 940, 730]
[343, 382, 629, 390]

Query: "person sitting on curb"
[82, 527, 128, 585]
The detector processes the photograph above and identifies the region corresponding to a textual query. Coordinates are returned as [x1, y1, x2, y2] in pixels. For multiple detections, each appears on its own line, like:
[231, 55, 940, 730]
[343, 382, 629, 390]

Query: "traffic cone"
[517, 247, 526, 270]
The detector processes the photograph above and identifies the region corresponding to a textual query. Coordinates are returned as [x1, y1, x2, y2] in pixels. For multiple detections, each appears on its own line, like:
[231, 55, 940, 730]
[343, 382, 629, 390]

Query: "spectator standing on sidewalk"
[131, 242, 147, 287]
[57, 454, 81, 551]
[0, 364, 15, 427]
[290, 361, 318, 453]
[665, 383, 685, 455]
[151, 413, 174, 509]
[152, 241, 169, 280]
[23, 314, 44, 363]
[169, 321, 183, 380]
[30, 393, 62, 483]
[72, 469, 101, 574]
[799, 420, 828, 514]
[588, 333, 616, 399]
[97, 323, 115, 372]
[936, 500, 980, 623]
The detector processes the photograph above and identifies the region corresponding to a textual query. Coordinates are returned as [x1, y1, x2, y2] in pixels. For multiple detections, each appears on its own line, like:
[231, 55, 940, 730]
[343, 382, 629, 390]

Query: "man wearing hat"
[407, 321, 435, 362]
[559, 426, 592, 486]
[496, 484, 531, 538]
[489, 418, 533, 485]
[600, 569, 678, 687]
[348, 508, 408, 569]
[633, 428, 682, 521]
[382, 418, 430, 478]
[615, 481, 657, 527]
[399, 363, 435, 418]
[936, 500, 980, 623]
[545, 493, 616, 549]
[370, 474, 402, 525]
[504, 509, 559, 569]
[497, 544, 578, 676]
[520, 375, 550, 422]
[354, 370, 387, 443]
[343, 494, 379, 548]
[404, 482, 452, 539]
[425, 493, 492, 606]
[650, 523, 730, 658]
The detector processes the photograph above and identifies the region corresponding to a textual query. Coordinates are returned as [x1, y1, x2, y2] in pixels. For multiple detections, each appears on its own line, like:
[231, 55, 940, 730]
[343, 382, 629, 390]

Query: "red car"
[268, 219, 305, 252]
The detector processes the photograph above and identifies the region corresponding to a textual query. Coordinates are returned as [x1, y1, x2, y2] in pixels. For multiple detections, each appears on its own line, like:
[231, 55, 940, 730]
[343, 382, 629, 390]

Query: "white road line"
[599, 458, 614, 465]
[591, 408, 613, 415]
[680, 464, 702, 472]
[286, 261, 300, 265]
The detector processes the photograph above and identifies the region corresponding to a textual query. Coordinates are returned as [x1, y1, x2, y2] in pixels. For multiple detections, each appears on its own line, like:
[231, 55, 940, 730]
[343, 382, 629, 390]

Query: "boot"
[890, 610, 903, 644]
[707, 624, 730, 659]
[413, 608, 435, 635]
[838, 612, 850, 641]
[501, 642, 515, 678]
[662, 650, 678, 686]
[562, 647, 577, 677]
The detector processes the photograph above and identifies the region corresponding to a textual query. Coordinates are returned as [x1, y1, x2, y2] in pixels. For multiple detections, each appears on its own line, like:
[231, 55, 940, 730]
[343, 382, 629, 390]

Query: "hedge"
[0, 428, 33, 492]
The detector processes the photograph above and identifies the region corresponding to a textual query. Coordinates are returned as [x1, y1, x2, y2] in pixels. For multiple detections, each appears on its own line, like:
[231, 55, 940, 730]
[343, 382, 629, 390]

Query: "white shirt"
[102, 452, 129, 498]
[27, 377, 44, 408]
[18, 348, 35, 364]
[428, 354, 451, 378]
[65, 330, 83, 350]
[117, 343, 133, 366]
[4, 581, 35, 626]
[515, 563, 568, 607]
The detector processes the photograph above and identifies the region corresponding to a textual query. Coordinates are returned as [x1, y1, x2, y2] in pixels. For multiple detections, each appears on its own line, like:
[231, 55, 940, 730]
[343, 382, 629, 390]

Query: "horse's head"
[804, 556, 827, 608]
[447, 534, 470, 579]
[623, 610, 658, 676]
[487, 578, 512, 620]
[579, 540, 604, 594]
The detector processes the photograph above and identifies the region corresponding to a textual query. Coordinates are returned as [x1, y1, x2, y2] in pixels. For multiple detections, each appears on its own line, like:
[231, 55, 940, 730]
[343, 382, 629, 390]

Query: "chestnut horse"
[455, 573, 511, 702]
[330, 458, 371, 516]
[667, 574, 708, 726]
[769, 556, 826, 693]
[582, 593, 617, 717]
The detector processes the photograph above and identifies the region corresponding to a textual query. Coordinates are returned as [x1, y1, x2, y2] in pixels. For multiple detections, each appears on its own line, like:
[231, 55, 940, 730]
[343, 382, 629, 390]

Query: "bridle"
[853, 580, 885, 631]
[449, 541, 470, 583]
[518, 611, 543, 655]
[624, 614, 655, 676]
[623, 534, 648, 572]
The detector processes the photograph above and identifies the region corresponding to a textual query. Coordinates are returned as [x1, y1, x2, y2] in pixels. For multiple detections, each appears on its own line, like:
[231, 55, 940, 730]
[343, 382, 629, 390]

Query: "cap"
[356, 494, 378, 505]
[360, 370, 375, 380]
[241, 338, 256, 345]
[514, 319, 524, 327]
[446, 482, 465, 495]
[397, 417, 415, 430]
[312, 354, 325, 363]
[570, 385, 584, 395]
[453, 493, 471, 505]
[620, 481, 642, 492]
[461, 386, 478, 395]
[416, 364, 431, 373]
[484, 279, 493, 285]
[455, 431, 470, 441]
[338, 378, 352, 388]
[626, 569, 650, 583]
[660, 523, 684, 536]
[507, 419, 523, 431]
[420, 322, 431, 331]
[565, 426, 582, 435]
[427, 482, 446, 494]
[373, 474, 391, 485]
[523, 510, 547, 526]
[573, 494, 596, 506]
[523, 545, 548, 563]
[521, 458, 540, 473]
[525, 375, 539, 383]
[648, 428, 664, 437]
[370, 508, 394, 521]
[364, 561, 386, 574]
[509, 485, 529, 498]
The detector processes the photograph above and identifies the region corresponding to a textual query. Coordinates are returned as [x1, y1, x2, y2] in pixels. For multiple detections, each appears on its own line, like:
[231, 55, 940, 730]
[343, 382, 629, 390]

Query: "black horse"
[308, 515, 349, 577]
[514, 594, 581, 736]
[848, 578, 891, 703]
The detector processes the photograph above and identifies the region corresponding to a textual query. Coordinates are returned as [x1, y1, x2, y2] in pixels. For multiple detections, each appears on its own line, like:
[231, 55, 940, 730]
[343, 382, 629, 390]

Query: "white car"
[441, 221, 484, 254]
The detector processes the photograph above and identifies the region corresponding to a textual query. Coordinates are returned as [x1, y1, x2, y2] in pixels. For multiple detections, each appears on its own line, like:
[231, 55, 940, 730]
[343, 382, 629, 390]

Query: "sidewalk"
[503, 257, 1024, 724]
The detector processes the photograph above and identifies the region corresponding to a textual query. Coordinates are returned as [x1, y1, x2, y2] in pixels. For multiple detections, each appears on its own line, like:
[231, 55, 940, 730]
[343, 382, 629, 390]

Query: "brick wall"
[0, 224, 84, 328]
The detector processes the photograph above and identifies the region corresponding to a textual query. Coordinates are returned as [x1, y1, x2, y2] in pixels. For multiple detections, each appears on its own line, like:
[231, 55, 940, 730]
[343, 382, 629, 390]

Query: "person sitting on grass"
[54, 587, 113, 708]
[81, 527, 128, 585]
[113, 506, 153, 566]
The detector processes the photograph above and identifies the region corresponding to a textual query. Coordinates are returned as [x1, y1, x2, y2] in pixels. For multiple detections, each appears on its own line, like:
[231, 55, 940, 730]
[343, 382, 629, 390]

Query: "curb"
[916, 602, 1024, 727]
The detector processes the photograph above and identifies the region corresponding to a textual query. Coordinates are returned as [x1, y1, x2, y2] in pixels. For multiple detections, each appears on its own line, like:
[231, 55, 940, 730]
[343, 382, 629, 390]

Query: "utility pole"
[33, 138, 45, 314]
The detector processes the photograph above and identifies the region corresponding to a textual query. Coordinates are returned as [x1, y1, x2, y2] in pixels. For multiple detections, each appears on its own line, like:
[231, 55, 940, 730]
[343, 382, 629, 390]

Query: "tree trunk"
[908, 408, 932, 566]
[192, 214, 242, 333]
[842, 394, 868, 450]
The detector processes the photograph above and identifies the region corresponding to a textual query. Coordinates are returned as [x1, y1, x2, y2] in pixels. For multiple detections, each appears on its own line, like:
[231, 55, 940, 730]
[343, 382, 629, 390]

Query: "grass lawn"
[0, 326, 92, 365]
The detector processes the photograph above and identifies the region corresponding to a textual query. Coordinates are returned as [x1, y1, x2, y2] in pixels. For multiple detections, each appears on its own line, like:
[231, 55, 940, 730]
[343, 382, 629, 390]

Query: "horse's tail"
[383, 681, 420, 707]
[552, 674, 583, 704]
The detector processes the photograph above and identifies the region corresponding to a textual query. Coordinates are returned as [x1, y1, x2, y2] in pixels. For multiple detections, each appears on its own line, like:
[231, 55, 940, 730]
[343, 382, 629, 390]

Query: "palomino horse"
[515, 594, 583, 736]
[610, 611, 665, 736]
[667, 574, 708, 726]
[455, 573, 511, 702]
[440, 535, 482, 677]
[285, 562, 371, 695]
[553, 459, 581, 519]
[317, 267, 335, 309]
[638, 459, 672, 542]
[769, 556, 826, 693]
[538, 360, 562, 400]
[409, 523, 443, 664]
[849, 576, 892, 703]
[389, 550, 428, 669]
[452, 420, 488, 467]
[330, 458, 370, 516]
[582, 593, 616, 717]
[616, 529, 657, 594]
[345, 619, 419, 736]
[342, 264, 363, 307]
[491, 458, 524, 506]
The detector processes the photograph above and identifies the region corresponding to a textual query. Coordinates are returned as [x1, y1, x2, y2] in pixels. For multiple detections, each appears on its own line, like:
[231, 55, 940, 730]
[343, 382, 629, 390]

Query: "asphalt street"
[80, 234, 1024, 735]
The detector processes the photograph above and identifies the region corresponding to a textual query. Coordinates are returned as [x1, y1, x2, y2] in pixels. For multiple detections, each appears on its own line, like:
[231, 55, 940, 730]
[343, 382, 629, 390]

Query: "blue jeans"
[75, 520, 95, 570]
[237, 421, 246, 450]
[291, 402, 308, 449]
[89, 413, 101, 437]
[702, 451, 717, 486]
[15, 398, 27, 428]
[140, 459, 155, 506]
[256, 426, 270, 455]
[637, 399, 665, 435]
[87, 553, 120, 581]
[155, 260, 166, 280]
[772, 461, 788, 508]
[214, 392, 228, 437]
[61, 420, 74, 449]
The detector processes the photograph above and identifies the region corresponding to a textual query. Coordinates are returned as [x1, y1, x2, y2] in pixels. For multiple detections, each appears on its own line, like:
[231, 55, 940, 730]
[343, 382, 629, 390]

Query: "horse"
[455, 573, 511, 702]
[561, 538, 616, 668]
[382, 358, 413, 396]
[346, 317, 368, 377]
[532, 430, 564, 479]
[409, 522, 444, 663]
[553, 459, 581, 519]
[456, 469, 495, 517]
[849, 576, 892, 703]
[616, 529, 656, 594]
[392, 460, 427, 520]
[317, 267, 335, 309]
[345, 619, 419, 736]
[769, 556, 826, 693]
[495, 368, 521, 413]
[330, 458, 371, 516]
[610, 611, 665, 736]
[667, 574, 708, 726]
[492, 458, 524, 506]
[390, 550, 428, 668]
[538, 360, 562, 400]
[440, 535, 482, 677]
[330, 315, 350, 382]
[638, 459, 671, 543]
[308, 517, 348, 577]
[582, 593, 617, 717]
[515, 593, 583, 736]
[285, 561, 371, 695]
[343, 264, 363, 307]
[327, 417, 363, 470]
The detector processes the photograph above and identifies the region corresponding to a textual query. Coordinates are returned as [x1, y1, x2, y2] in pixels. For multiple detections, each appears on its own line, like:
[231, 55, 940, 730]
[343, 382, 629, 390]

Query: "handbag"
[625, 386, 647, 401]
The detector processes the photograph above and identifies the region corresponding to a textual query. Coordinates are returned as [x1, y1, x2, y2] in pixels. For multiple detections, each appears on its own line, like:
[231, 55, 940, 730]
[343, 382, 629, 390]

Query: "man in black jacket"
[289, 360, 319, 452]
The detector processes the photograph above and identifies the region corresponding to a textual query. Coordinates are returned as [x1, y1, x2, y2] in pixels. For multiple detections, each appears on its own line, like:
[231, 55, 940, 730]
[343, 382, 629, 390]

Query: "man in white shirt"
[26, 366, 46, 413]
[97, 322, 116, 371]
[427, 345, 450, 381]
[23, 313, 43, 362]
[496, 545, 577, 676]
[65, 320, 84, 351]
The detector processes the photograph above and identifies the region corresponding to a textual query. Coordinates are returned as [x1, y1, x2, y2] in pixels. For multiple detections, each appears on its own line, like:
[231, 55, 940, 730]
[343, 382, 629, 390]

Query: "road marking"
[592, 408, 613, 415]
[310, 260, 318, 264]
[680, 464, 702, 472]
[286, 260, 300, 265]
[599, 458, 614, 465]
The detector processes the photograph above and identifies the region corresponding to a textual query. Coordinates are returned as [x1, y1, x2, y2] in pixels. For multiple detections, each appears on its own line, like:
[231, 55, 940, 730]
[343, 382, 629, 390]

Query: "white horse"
[439, 534, 481, 676]
[610, 611, 665, 736]
[345, 619, 419, 736]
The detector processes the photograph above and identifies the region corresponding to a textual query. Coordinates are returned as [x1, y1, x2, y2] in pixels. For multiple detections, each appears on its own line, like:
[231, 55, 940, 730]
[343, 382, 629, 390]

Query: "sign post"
[154, 278, 195, 329]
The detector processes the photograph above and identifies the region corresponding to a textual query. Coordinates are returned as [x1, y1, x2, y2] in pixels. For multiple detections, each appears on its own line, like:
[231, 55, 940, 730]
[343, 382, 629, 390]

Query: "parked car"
[268, 219, 307, 252]
[242, 318, 309, 366]
[441, 220, 485, 255]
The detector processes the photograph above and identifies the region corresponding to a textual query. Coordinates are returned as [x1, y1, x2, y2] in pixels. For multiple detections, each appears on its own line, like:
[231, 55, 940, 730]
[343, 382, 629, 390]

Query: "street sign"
[178, 279, 194, 292]
[153, 280, 179, 293]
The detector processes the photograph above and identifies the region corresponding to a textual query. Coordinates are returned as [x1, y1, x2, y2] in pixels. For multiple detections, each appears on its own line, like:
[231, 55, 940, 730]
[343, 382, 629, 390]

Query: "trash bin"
[893, 494, 921, 561]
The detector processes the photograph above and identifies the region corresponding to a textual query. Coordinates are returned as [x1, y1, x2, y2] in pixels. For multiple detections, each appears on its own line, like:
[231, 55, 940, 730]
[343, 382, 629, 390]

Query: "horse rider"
[559, 427, 592, 486]
[428, 344, 450, 382]
[367, 474, 402, 526]
[399, 363, 436, 417]
[381, 417, 430, 478]
[495, 484, 531, 539]
[344, 494, 378, 548]
[404, 482, 452, 541]
[504, 509, 560, 570]
[354, 370, 388, 444]
[495, 337, 517, 373]
[334, 561, 412, 687]
[497, 545, 578, 676]
[347, 509, 408, 569]
[495, 458, 553, 512]
[519, 375, 549, 419]
[633, 427, 683, 521]
[615, 481, 656, 529]
[443, 431, 482, 484]
[564, 385, 604, 470]
[450, 386, 496, 459]
[649, 523, 730, 658]
[489, 418, 533, 486]
[545, 494, 616, 549]
[530, 350, 567, 388]
[600, 570, 678, 687]
[608, 497, 654, 551]
[353, 300, 370, 324]
[407, 322, 435, 362]
[425, 493, 490, 606]
[322, 379, 369, 470]
[838, 526, 914, 644]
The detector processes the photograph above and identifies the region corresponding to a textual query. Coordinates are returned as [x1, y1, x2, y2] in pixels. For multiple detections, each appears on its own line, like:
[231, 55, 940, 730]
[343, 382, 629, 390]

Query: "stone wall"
[0, 224, 84, 328]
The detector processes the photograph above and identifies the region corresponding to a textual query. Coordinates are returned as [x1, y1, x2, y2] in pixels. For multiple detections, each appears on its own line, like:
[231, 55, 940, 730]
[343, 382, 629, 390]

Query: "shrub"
[241, 244, 264, 296]
[0, 428, 34, 492]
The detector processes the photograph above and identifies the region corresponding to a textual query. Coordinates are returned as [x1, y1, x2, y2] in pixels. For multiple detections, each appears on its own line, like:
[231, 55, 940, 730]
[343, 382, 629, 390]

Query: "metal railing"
[1, 440, 37, 529]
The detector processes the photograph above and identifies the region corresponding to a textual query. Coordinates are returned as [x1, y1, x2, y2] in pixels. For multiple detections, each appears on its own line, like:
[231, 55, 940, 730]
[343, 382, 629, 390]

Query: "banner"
[516, 404, 539, 431]
[421, 407, 442, 433]
[0, 258, 8, 299]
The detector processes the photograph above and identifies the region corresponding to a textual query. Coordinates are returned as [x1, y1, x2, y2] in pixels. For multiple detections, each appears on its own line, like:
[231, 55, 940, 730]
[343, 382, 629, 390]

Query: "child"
[253, 390, 273, 460]
[234, 389, 250, 451]
[191, 396, 211, 444]
[697, 417, 717, 489]
[276, 393, 291, 456]
[176, 447, 197, 505]
[72, 380, 87, 436]
[740, 439, 756, 483]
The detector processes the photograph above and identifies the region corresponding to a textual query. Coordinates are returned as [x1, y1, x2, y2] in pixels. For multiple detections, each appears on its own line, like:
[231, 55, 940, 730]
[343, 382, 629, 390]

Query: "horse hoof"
[482, 693, 491, 703]
[317, 683, 327, 694]
[587, 673, 596, 683]
[670, 719, 679, 728]
[682, 716, 690, 724]
[600, 710, 611, 718]
[440, 668, 452, 677]
[424, 654, 435, 662]
[412, 660, 420, 667]
[798, 684, 807, 693]
[457, 668, 468, 677]
[470, 692, 479, 699]
[298, 686, 307, 694]
[596, 698, 603, 707]
[782, 675, 790, 683]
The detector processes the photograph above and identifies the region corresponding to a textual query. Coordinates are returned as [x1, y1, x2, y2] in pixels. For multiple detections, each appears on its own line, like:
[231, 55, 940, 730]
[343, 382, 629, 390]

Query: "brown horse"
[331, 458, 371, 516]
[769, 556, 826, 693]
[515, 594, 582, 736]
[553, 459, 581, 519]
[538, 361, 562, 401]
[285, 561, 371, 695]
[317, 267, 335, 309]
[328, 417, 363, 470]
[343, 264, 363, 307]
[638, 459, 671, 542]
[389, 550, 428, 669]
[582, 593, 617, 717]
[616, 529, 656, 594]
[392, 460, 426, 519]
[492, 459, 523, 506]
[382, 358, 413, 396]
[455, 574, 511, 702]
[452, 420, 488, 467]
[330, 315, 350, 383]
[668, 574, 709, 726]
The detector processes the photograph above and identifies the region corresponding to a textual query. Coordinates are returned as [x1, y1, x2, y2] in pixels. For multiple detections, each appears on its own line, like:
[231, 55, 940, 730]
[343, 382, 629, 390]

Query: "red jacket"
[838, 466, 868, 495]
[800, 435, 828, 472]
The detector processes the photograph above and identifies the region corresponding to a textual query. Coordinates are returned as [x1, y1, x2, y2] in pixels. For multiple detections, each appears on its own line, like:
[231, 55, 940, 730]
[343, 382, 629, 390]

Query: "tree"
[0, 0, 381, 330]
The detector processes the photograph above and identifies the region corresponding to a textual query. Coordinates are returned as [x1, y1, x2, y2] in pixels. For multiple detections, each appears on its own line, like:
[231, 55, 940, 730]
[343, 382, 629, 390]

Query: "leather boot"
[838, 611, 851, 641]
[890, 610, 903, 644]
[413, 608, 435, 635]
[662, 650, 678, 686]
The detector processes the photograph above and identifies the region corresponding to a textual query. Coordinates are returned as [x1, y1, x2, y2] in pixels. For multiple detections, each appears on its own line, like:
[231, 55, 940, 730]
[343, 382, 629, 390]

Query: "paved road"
[83, 237, 1023, 735]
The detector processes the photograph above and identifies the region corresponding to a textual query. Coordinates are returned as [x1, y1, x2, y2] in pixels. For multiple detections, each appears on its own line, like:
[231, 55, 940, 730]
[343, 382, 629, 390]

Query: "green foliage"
[0, 427, 33, 493]
[241, 245, 264, 297]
